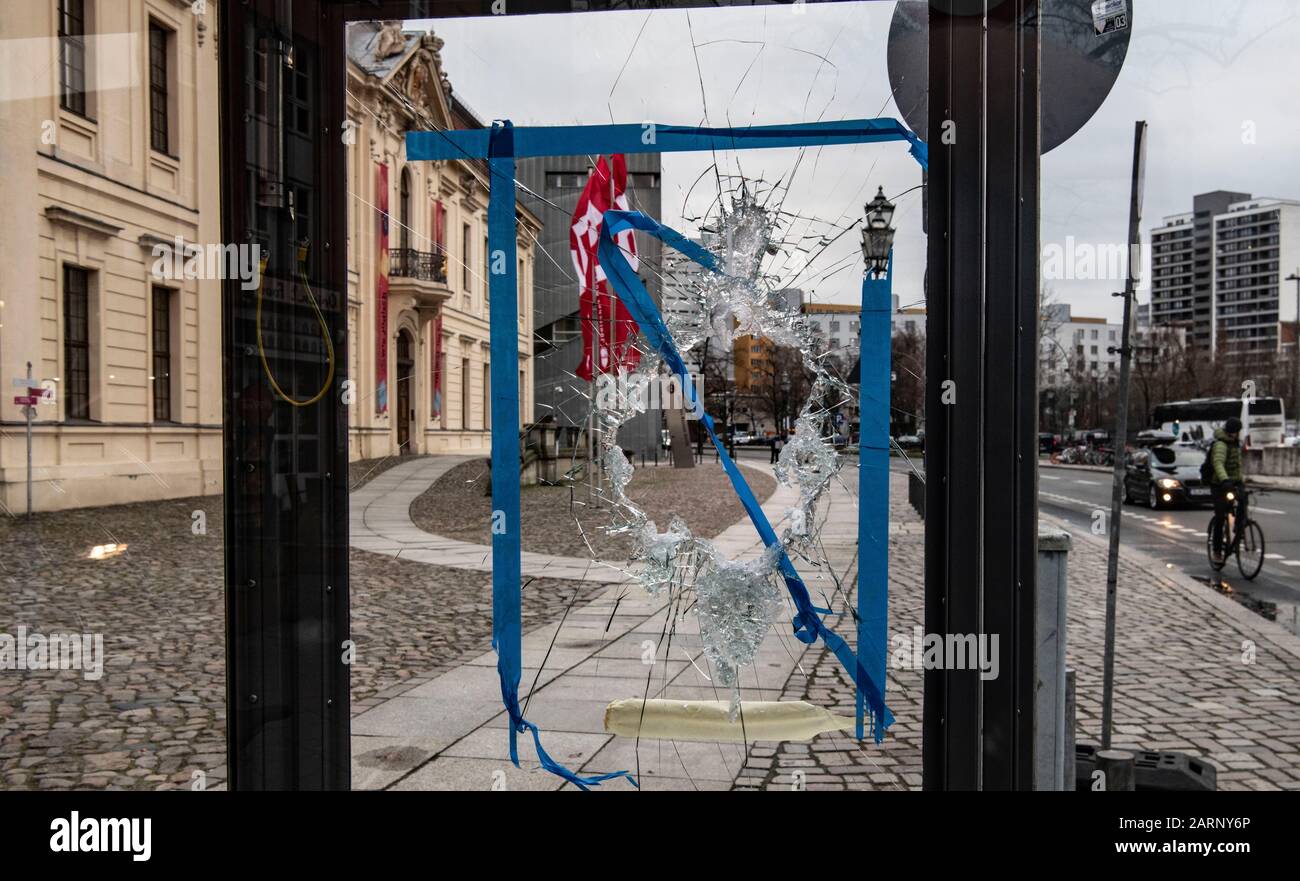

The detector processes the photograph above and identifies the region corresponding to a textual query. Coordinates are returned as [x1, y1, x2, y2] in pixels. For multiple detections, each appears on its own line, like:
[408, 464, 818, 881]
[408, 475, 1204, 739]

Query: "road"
[704, 445, 1299, 635]
[870, 451, 1300, 636]
[1039, 462, 1300, 635]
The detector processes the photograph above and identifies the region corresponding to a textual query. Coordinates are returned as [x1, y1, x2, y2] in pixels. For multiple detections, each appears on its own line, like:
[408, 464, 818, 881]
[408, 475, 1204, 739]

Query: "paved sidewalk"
[740, 474, 1300, 791]
[349, 460, 814, 791]
[357, 457, 1300, 791]
[350, 456, 625, 583]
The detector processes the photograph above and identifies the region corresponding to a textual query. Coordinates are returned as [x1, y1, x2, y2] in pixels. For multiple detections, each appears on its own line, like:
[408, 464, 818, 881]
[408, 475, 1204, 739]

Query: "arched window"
[399, 168, 411, 251]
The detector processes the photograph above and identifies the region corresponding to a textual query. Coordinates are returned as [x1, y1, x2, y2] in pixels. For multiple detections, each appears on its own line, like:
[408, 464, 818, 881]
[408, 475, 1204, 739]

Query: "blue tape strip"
[487, 122, 635, 790]
[409, 117, 924, 780]
[598, 210, 894, 741]
[409, 118, 928, 171]
[856, 254, 893, 740]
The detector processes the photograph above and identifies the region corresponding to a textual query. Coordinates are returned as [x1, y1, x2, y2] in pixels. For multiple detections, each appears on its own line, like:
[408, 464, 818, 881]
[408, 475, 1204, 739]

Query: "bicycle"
[1206, 483, 1265, 580]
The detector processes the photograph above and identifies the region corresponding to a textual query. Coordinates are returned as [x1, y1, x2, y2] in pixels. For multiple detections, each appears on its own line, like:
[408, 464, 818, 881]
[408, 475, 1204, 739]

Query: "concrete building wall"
[0, 12, 537, 511]
[343, 25, 538, 460]
[0, 0, 223, 512]
[1213, 198, 1299, 355]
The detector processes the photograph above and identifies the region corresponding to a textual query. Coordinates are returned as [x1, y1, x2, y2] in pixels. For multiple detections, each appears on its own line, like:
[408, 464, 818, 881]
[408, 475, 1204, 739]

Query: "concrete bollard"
[1095, 749, 1137, 791]
[1034, 522, 1072, 790]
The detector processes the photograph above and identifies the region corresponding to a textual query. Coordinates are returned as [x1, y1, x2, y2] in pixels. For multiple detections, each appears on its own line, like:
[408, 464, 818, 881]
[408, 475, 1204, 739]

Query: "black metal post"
[1102, 121, 1148, 749]
[219, 0, 350, 790]
[924, 0, 1041, 790]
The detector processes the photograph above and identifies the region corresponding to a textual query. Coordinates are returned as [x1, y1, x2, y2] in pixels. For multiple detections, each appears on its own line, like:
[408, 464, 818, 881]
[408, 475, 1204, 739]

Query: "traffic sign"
[13, 395, 38, 406]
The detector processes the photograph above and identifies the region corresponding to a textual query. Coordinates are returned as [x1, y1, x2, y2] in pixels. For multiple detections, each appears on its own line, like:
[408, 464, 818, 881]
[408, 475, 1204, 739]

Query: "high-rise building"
[1149, 190, 1300, 357]
[1213, 197, 1300, 355]
[516, 154, 663, 455]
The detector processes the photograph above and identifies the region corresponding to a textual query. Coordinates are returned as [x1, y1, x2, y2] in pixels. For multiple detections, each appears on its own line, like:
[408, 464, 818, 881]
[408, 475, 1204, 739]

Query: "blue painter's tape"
[409, 118, 927, 171]
[598, 209, 894, 741]
[856, 255, 893, 740]
[487, 122, 635, 790]
[406, 116, 925, 781]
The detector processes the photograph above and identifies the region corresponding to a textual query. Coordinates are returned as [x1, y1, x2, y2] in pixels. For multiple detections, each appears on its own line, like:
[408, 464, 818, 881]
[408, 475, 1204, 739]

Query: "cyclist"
[1206, 416, 1245, 560]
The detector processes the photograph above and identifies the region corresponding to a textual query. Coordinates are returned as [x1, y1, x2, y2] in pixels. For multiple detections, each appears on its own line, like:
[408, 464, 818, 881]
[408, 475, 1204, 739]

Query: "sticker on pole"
[1091, 0, 1129, 35]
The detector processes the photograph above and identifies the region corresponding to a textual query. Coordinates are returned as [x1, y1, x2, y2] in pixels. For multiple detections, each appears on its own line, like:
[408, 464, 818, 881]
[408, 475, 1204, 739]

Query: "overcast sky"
[412, 0, 1300, 321]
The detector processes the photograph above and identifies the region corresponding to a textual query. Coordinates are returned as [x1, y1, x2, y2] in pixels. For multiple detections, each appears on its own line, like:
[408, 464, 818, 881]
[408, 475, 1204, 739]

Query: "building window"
[148, 22, 171, 154]
[399, 168, 411, 251]
[152, 286, 174, 422]
[483, 235, 490, 304]
[482, 363, 491, 429]
[461, 223, 471, 292]
[63, 266, 91, 421]
[461, 357, 470, 428]
[546, 172, 587, 189]
[59, 0, 88, 116]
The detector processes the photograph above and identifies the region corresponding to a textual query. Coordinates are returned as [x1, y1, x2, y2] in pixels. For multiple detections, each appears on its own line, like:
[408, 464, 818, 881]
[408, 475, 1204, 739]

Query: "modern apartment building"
[1213, 197, 1300, 355]
[802, 303, 862, 365]
[1038, 303, 1123, 389]
[1149, 190, 1299, 357]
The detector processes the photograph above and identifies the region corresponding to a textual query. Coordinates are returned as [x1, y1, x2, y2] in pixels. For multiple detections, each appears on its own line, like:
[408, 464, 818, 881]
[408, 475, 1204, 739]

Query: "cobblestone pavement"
[734, 472, 1300, 791]
[410, 457, 776, 562]
[0, 493, 598, 790]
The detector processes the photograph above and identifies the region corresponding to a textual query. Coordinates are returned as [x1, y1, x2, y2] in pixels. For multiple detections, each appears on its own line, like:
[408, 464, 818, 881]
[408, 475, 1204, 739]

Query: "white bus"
[1152, 396, 1286, 448]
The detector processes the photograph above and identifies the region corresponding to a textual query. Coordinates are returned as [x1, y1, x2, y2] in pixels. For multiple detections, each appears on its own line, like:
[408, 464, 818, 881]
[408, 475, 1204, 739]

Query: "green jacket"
[1211, 428, 1243, 484]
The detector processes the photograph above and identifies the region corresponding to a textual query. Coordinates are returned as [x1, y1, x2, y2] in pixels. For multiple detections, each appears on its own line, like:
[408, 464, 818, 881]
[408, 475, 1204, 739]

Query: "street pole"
[1102, 120, 1148, 750]
[1288, 271, 1300, 434]
[25, 360, 33, 520]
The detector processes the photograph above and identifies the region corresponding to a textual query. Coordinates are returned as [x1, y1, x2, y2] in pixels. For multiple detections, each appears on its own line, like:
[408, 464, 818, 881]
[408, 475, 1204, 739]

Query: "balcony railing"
[389, 247, 447, 284]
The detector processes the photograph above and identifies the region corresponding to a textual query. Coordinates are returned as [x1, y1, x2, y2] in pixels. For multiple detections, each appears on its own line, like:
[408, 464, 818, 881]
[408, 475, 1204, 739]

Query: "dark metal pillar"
[923, 0, 1041, 790]
[219, 0, 351, 790]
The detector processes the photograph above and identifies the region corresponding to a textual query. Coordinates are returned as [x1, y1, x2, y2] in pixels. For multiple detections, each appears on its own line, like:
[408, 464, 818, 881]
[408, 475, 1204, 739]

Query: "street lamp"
[861, 186, 896, 277]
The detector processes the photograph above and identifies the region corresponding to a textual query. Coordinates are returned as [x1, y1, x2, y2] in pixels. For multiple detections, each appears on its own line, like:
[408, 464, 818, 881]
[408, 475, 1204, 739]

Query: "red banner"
[431, 313, 443, 423]
[376, 163, 389, 414]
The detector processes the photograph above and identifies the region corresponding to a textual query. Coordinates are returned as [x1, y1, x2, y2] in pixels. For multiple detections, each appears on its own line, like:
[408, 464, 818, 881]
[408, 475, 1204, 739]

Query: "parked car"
[731, 431, 751, 446]
[1038, 433, 1057, 454]
[1124, 444, 1212, 509]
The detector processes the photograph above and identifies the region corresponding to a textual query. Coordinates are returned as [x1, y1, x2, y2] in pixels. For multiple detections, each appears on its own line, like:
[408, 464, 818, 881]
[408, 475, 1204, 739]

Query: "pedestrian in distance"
[771, 433, 784, 464]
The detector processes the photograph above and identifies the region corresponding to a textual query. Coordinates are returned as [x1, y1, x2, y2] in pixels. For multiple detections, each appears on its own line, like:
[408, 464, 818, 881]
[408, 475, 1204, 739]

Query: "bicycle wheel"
[1206, 517, 1227, 571]
[1236, 519, 1265, 580]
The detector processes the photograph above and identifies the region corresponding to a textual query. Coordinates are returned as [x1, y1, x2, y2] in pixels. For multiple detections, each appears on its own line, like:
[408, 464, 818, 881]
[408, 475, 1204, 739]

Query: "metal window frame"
[148, 20, 170, 154]
[923, 0, 1041, 791]
[58, 0, 87, 116]
[63, 264, 91, 422]
[151, 285, 173, 423]
[215, 0, 1043, 790]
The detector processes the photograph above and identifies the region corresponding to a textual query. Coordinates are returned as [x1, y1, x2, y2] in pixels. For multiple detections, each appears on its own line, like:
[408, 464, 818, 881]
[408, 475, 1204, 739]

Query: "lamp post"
[862, 186, 897, 278]
[1288, 270, 1300, 435]
[855, 186, 896, 740]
